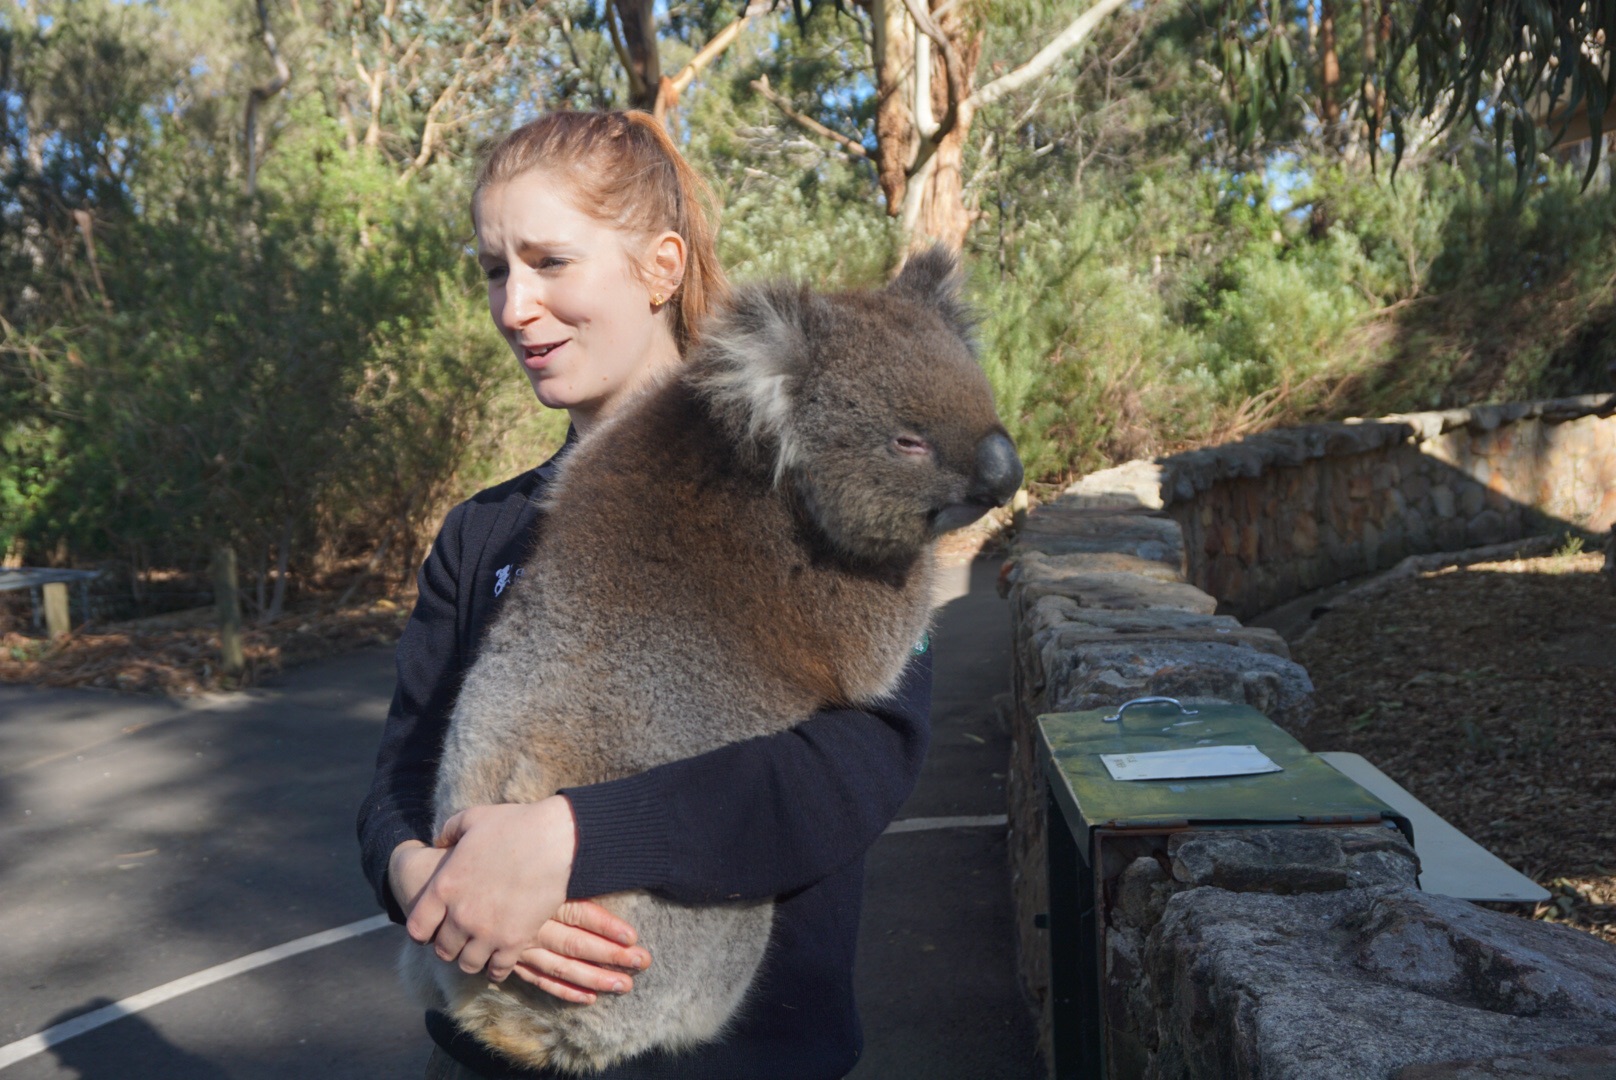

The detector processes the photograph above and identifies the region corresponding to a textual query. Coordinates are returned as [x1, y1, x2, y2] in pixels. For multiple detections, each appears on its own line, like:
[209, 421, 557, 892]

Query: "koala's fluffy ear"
[887, 244, 974, 341]
[692, 283, 815, 483]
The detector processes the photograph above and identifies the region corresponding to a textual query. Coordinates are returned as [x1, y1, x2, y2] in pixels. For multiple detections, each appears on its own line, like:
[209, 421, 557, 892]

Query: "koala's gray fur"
[401, 248, 1022, 1073]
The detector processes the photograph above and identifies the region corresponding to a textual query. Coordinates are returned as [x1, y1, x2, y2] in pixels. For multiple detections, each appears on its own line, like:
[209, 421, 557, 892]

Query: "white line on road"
[0, 820, 1008, 1069]
[0, 914, 391, 1071]
[884, 814, 1008, 834]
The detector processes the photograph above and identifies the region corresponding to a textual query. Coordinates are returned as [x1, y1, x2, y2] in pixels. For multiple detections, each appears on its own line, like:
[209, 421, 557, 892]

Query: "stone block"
[1290, 513, 1319, 555]
[1538, 393, 1616, 422]
[1115, 856, 1177, 929]
[1432, 485, 1457, 519]
[1014, 509, 1186, 570]
[1238, 523, 1260, 566]
[1033, 606, 1291, 658]
[1040, 641, 1314, 727]
[1467, 509, 1507, 546]
[1403, 509, 1431, 551]
[1458, 481, 1487, 518]
[1014, 559, 1215, 615]
[1394, 1044, 1616, 1080]
[1436, 518, 1468, 551]
[1168, 827, 1418, 894]
[1362, 521, 1383, 567]
[1320, 425, 1363, 455]
[1059, 460, 1169, 510]
[1143, 887, 1616, 1080]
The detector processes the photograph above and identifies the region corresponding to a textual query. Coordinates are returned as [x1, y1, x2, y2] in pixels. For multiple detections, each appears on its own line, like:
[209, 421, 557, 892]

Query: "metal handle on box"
[1102, 696, 1200, 724]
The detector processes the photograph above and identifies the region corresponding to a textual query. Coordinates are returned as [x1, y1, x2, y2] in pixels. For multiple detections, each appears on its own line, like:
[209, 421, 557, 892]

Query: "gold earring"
[651, 292, 665, 307]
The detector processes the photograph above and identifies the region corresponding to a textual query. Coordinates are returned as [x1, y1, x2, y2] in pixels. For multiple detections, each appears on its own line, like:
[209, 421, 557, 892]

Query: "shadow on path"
[43, 999, 230, 1080]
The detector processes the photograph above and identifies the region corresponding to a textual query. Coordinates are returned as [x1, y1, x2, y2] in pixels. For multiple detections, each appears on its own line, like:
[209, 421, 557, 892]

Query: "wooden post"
[212, 544, 245, 677]
[43, 582, 70, 641]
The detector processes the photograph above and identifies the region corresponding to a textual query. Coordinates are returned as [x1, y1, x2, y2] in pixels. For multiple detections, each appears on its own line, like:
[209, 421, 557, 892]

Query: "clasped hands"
[390, 794, 651, 1004]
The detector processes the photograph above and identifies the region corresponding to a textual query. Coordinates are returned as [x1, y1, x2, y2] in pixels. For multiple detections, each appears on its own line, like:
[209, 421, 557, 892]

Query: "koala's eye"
[891, 434, 931, 457]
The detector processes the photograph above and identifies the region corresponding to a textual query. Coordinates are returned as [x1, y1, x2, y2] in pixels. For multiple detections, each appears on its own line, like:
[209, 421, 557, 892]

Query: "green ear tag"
[912, 631, 930, 656]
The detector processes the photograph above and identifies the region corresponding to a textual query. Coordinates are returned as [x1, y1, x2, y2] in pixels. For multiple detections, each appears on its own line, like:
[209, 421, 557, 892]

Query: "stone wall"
[1004, 393, 1616, 1078]
[1062, 394, 1616, 618]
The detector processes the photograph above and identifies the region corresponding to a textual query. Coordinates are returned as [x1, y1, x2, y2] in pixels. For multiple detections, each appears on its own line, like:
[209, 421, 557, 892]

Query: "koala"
[403, 247, 1023, 1073]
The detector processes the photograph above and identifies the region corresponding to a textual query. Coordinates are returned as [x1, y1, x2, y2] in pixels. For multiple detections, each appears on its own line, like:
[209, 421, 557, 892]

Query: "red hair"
[474, 111, 729, 353]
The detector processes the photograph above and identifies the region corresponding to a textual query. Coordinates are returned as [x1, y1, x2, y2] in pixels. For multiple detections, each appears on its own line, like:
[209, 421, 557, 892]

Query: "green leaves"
[1216, 32, 1299, 148]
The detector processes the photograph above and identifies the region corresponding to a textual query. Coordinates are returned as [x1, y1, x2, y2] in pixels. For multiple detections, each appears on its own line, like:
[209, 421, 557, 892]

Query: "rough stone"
[1020, 570, 1217, 615]
[1167, 826, 1417, 894]
[1031, 608, 1291, 658]
[1040, 640, 1314, 726]
[1114, 856, 1177, 929]
[1467, 509, 1508, 546]
[1143, 888, 1616, 1080]
[1013, 509, 1185, 569]
[1432, 485, 1458, 518]
[1058, 460, 1170, 510]
[1394, 1044, 1616, 1079]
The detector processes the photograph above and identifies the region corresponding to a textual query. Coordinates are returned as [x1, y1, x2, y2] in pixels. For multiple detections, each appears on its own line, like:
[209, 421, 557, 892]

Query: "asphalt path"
[0, 558, 1039, 1079]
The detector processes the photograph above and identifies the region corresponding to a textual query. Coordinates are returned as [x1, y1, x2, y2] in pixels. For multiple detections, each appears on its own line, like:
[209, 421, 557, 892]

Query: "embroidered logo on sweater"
[494, 565, 512, 597]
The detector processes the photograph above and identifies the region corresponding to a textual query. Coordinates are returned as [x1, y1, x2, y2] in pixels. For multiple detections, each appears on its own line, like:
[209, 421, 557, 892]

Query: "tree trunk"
[904, 4, 981, 251]
[612, 0, 661, 114]
[1320, 0, 1340, 136]
[266, 513, 292, 624]
[212, 544, 246, 678]
[905, 105, 975, 249]
[244, 0, 291, 197]
[870, 0, 917, 214]
[1360, 0, 1378, 141]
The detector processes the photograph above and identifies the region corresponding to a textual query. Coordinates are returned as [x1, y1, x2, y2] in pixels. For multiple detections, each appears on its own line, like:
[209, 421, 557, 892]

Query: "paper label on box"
[1100, 744, 1283, 782]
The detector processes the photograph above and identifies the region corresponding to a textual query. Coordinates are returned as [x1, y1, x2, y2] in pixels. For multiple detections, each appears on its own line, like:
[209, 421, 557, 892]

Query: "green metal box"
[1036, 698, 1411, 1079]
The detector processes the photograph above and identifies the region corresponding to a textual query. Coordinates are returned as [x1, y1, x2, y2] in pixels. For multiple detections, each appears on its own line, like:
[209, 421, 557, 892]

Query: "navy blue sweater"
[356, 438, 933, 1079]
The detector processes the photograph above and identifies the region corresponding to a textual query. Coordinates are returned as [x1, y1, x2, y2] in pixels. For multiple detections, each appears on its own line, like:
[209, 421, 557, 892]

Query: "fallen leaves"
[0, 597, 411, 696]
[1294, 550, 1616, 943]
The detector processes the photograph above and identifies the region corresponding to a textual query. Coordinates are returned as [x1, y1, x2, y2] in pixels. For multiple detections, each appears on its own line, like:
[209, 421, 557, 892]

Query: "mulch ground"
[1292, 550, 1616, 942]
[0, 598, 412, 695]
[0, 508, 1015, 699]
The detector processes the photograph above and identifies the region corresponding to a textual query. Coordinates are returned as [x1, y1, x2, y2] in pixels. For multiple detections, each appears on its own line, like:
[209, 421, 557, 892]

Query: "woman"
[357, 111, 932, 1079]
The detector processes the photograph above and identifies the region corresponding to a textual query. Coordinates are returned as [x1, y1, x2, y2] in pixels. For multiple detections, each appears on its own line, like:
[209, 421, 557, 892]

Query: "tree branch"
[900, 0, 965, 143]
[70, 209, 113, 312]
[657, 0, 766, 121]
[970, 0, 1134, 111]
[750, 75, 869, 160]
[402, 0, 521, 178]
[245, 0, 292, 196]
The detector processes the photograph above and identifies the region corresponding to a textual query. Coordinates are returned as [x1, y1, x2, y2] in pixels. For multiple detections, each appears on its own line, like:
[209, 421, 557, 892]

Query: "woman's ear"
[647, 230, 687, 302]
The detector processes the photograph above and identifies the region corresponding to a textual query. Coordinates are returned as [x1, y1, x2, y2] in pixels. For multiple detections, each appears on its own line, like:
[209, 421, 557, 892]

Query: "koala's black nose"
[973, 432, 1023, 507]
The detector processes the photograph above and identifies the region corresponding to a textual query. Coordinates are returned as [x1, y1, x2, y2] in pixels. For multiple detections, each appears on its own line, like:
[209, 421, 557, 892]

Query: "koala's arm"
[356, 503, 468, 924]
[561, 650, 933, 903]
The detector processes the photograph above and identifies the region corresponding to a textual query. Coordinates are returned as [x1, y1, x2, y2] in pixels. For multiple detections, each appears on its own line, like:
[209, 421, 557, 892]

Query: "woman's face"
[474, 169, 684, 431]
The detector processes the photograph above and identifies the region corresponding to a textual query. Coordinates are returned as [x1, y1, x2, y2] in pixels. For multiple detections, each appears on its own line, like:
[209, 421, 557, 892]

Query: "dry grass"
[1294, 550, 1616, 942]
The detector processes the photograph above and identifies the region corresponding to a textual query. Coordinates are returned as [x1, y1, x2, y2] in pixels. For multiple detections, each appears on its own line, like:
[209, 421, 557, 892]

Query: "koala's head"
[691, 246, 1023, 567]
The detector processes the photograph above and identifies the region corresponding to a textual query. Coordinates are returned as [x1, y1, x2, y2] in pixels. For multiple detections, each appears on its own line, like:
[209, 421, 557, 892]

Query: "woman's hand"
[512, 900, 652, 1003]
[399, 796, 581, 983]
